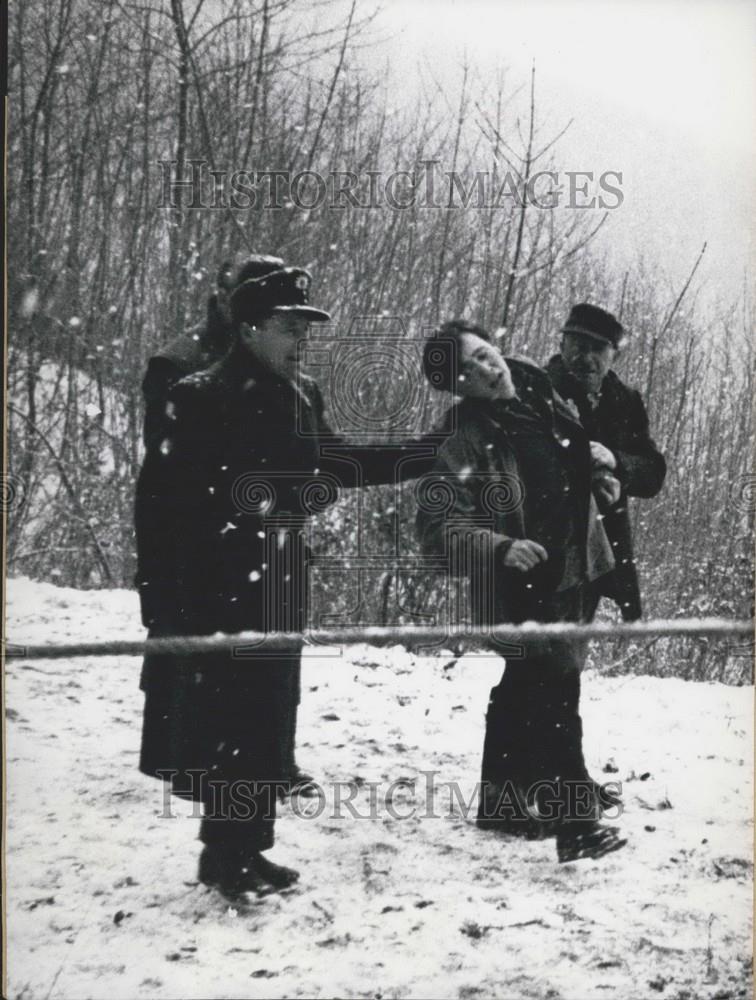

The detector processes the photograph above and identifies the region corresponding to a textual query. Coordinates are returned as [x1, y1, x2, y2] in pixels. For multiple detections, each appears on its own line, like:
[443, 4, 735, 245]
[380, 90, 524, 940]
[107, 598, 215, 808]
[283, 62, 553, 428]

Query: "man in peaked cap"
[546, 303, 666, 622]
[141, 253, 284, 450]
[140, 252, 317, 793]
[135, 266, 436, 901]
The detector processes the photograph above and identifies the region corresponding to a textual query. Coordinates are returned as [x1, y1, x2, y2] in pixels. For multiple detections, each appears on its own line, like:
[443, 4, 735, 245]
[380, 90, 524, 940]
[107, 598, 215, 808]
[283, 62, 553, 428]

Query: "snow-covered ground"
[4, 577, 753, 1000]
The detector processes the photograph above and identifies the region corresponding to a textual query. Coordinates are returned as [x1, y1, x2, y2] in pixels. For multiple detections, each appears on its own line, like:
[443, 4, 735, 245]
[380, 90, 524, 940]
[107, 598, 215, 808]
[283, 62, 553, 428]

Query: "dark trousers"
[478, 583, 599, 825]
[196, 654, 301, 855]
[199, 787, 276, 854]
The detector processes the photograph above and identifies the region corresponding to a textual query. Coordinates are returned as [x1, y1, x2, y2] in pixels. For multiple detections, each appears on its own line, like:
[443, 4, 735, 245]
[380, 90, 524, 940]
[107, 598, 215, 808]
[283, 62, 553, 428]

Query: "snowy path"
[4, 578, 753, 1000]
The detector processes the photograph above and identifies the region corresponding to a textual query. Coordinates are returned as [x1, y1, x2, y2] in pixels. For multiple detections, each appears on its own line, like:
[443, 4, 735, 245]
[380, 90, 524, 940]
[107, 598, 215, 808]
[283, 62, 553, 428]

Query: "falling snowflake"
[20, 287, 39, 318]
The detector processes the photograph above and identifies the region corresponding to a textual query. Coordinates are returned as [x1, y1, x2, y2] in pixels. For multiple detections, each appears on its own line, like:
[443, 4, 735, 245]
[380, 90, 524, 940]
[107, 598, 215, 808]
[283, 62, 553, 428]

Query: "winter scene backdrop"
[4, 577, 754, 999]
[4, 0, 755, 997]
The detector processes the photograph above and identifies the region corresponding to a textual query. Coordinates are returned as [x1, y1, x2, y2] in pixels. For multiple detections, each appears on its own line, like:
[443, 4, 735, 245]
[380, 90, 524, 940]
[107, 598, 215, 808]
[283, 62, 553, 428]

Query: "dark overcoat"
[141, 295, 232, 450]
[415, 359, 615, 802]
[135, 342, 434, 800]
[416, 358, 614, 627]
[546, 355, 667, 620]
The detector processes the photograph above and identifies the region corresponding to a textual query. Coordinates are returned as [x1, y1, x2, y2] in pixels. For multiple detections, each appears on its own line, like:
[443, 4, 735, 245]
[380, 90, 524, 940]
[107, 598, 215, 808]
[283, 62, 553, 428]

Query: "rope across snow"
[5, 617, 753, 661]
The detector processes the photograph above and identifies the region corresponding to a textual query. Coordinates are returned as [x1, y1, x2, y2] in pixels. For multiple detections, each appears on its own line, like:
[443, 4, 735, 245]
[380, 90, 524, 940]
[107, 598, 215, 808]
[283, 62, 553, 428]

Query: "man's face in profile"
[456, 333, 517, 401]
[240, 312, 310, 381]
[561, 332, 616, 394]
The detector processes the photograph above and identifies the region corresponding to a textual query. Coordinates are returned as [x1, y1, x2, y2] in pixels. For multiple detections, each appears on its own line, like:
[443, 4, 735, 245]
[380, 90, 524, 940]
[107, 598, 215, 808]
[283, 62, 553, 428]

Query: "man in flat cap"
[546, 303, 666, 622]
[135, 267, 434, 901]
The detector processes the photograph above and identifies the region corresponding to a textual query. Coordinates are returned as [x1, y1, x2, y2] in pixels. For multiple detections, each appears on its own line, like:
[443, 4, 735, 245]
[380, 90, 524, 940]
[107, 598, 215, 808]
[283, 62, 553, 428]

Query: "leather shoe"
[556, 822, 627, 863]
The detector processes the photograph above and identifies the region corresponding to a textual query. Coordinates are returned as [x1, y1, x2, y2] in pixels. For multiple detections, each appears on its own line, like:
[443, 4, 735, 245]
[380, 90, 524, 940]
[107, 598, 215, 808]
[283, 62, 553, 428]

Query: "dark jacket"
[416, 358, 614, 626]
[546, 355, 666, 620]
[135, 342, 435, 794]
[141, 295, 232, 450]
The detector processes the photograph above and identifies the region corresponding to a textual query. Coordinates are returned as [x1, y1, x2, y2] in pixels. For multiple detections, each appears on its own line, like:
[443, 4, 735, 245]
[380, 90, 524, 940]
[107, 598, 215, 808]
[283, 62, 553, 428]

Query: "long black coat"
[546, 355, 666, 620]
[141, 295, 232, 450]
[135, 342, 434, 799]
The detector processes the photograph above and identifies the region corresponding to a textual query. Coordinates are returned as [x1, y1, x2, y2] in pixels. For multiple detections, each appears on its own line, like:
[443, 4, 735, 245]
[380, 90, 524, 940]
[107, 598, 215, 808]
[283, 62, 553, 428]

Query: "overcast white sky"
[357, 0, 754, 309]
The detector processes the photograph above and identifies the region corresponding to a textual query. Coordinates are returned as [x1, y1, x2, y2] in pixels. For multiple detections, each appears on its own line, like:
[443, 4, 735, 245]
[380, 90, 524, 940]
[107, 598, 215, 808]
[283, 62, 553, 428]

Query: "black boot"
[254, 852, 300, 889]
[198, 845, 269, 899]
[556, 822, 627, 863]
[198, 846, 300, 898]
